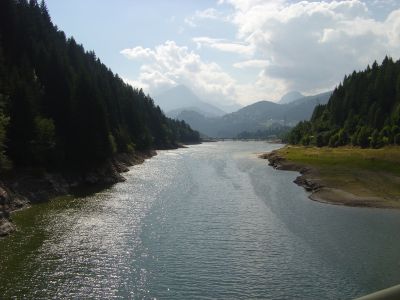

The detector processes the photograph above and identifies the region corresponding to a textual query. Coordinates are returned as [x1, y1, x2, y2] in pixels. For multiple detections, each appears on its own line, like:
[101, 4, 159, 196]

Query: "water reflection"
[1, 142, 400, 299]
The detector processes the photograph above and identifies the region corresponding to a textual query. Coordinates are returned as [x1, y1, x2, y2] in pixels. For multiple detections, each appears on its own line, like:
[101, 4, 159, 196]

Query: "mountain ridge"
[173, 91, 332, 138]
[279, 91, 304, 104]
[154, 85, 226, 117]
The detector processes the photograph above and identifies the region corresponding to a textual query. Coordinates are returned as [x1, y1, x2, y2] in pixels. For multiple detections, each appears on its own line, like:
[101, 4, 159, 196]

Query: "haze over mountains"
[154, 85, 227, 118]
[160, 86, 332, 138]
[278, 91, 304, 104]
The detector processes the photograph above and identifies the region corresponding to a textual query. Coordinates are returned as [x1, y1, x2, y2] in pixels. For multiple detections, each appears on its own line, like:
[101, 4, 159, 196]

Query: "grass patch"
[276, 146, 400, 204]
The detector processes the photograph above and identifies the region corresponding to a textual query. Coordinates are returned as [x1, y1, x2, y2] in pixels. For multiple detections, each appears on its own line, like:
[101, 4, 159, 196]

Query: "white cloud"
[233, 59, 270, 68]
[192, 37, 254, 55]
[121, 41, 239, 106]
[184, 17, 197, 27]
[122, 77, 148, 91]
[236, 71, 288, 103]
[121, 41, 285, 106]
[220, 0, 400, 96]
[120, 47, 154, 60]
[122, 1, 400, 105]
[195, 8, 221, 19]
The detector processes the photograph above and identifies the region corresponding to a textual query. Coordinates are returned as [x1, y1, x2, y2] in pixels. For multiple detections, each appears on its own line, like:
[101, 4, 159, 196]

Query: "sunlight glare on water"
[1, 141, 400, 299]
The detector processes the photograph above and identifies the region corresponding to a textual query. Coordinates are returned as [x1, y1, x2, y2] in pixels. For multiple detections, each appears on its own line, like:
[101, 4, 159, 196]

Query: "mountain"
[0, 0, 199, 170]
[154, 85, 226, 117]
[279, 91, 304, 104]
[280, 91, 332, 123]
[174, 91, 331, 138]
[288, 57, 400, 148]
[215, 102, 243, 114]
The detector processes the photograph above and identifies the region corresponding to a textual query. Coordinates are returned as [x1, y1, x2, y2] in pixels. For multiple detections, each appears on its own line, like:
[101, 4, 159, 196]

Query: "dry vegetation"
[270, 146, 400, 208]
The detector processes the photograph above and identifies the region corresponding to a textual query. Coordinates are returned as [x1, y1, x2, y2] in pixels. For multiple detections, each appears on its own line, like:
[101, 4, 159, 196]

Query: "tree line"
[237, 124, 291, 140]
[0, 0, 199, 171]
[287, 56, 400, 148]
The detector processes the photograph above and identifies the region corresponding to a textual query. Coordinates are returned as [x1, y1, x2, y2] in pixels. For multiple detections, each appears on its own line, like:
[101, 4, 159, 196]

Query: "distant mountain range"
[173, 91, 332, 138]
[154, 85, 227, 118]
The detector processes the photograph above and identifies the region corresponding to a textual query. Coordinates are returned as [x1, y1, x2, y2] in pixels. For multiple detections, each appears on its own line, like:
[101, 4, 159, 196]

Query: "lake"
[1, 141, 400, 299]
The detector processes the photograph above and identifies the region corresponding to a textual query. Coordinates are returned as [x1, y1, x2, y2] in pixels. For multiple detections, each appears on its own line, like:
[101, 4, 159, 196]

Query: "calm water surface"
[1, 141, 400, 299]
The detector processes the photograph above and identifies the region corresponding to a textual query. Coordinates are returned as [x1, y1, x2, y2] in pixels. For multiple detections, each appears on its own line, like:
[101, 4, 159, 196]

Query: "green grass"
[276, 146, 400, 204]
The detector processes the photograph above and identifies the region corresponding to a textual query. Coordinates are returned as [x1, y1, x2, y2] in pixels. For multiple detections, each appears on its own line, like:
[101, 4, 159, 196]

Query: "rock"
[0, 149, 158, 237]
[113, 160, 129, 173]
[10, 194, 28, 210]
[0, 185, 16, 237]
[261, 150, 323, 193]
[293, 176, 322, 192]
[0, 219, 15, 237]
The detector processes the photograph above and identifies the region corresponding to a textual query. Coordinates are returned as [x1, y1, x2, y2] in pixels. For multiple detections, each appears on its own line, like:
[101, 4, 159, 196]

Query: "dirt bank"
[0, 150, 157, 237]
[260, 149, 399, 209]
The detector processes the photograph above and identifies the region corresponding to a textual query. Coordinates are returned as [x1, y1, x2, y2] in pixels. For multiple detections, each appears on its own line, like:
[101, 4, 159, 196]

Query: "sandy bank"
[260, 150, 399, 209]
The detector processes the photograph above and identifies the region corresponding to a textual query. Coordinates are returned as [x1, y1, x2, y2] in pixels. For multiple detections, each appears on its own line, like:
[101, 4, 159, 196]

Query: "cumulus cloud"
[120, 41, 239, 106]
[120, 41, 282, 106]
[122, 1, 400, 105]
[233, 59, 270, 69]
[120, 47, 154, 60]
[236, 70, 288, 103]
[195, 8, 221, 19]
[223, 0, 400, 95]
[192, 37, 254, 55]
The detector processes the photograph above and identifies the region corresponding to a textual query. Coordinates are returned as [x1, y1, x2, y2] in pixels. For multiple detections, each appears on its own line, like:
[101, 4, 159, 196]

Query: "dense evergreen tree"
[236, 124, 291, 140]
[287, 57, 400, 148]
[0, 0, 199, 170]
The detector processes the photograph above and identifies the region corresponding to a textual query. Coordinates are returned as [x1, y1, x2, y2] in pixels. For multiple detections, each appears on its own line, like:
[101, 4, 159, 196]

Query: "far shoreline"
[260, 146, 400, 210]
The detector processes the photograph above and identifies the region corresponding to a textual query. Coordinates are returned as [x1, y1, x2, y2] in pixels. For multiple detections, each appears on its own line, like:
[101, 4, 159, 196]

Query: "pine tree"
[0, 0, 200, 170]
[288, 57, 400, 148]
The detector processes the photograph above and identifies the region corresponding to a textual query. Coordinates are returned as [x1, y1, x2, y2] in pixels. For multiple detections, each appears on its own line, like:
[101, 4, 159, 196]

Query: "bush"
[337, 129, 348, 146]
[394, 133, 400, 145]
[370, 130, 381, 148]
[357, 126, 371, 148]
[301, 135, 311, 146]
[329, 134, 339, 147]
[314, 133, 325, 147]
[380, 125, 393, 144]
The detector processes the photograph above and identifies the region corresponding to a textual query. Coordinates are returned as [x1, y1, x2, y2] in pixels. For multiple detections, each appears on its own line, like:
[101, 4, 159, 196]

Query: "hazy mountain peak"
[169, 84, 193, 95]
[174, 91, 331, 138]
[154, 85, 226, 118]
[279, 91, 304, 104]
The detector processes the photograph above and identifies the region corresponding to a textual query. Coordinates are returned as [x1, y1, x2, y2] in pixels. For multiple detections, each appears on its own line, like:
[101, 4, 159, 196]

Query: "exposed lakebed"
[1, 141, 400, 299]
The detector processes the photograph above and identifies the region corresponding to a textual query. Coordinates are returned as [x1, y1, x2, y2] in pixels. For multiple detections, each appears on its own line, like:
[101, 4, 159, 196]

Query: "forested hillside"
[287, 57, 400, 148]
[0, 0, 199, 171]
[174, 91, 331, 138]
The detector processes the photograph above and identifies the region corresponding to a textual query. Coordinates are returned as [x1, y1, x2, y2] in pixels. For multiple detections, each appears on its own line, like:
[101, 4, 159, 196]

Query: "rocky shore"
[260, 151, 324, 193]
[260, 150, 394, 209]
[0, 150, 156, 237]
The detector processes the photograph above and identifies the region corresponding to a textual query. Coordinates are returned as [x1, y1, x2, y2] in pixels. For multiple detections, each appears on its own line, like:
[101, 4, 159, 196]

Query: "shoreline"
[0, 144, 191, 237]
[260, 149, 399, 209]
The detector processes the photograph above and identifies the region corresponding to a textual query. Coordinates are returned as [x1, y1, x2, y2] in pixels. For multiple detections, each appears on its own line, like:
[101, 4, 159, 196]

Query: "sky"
[45, 0, 400, 110]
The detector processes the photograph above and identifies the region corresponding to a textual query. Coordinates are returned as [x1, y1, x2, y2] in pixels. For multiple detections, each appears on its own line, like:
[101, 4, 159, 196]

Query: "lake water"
[1, 141, 400, 299]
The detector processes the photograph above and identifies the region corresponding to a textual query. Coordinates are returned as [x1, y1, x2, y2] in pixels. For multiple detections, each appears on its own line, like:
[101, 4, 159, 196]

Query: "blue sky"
[46, 0, 400, 110]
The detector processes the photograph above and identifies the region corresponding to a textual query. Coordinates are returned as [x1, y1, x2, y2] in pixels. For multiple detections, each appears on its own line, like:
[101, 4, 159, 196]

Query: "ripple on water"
[1, 142, 400, 299]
